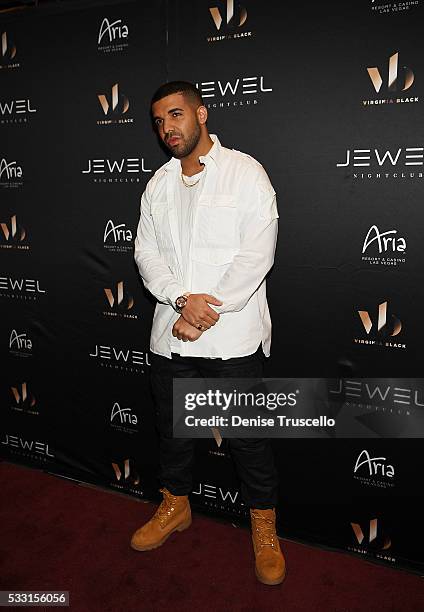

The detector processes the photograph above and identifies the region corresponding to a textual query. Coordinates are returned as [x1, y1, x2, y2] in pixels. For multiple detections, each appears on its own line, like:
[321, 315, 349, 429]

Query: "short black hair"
[151, 81, 204, 107]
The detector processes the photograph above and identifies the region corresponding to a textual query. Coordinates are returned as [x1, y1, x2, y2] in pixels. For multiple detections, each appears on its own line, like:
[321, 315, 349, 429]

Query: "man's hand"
[180, 293, 223, 330]
[172, 316, 204, 342]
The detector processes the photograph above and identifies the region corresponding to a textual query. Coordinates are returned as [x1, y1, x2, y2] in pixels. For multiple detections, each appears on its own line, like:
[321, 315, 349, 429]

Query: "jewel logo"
[82, 158, 143, 173]
[336, 147, 423, 168]
[336, 145, 424, 180]
[81, 157, 151, 182]
[0, 277, 46, 299]
[197, 76, 272, 98]
[89, 343, 149, 372]
[1, 433, 54, 459]
[191, 482, 246, 516]
[98, 83, 129, 116]
[358, 301, 401, 337]
[0, 98, 37, 123]
[192, 482, 239, 503]
[196, 75, 272, 109]
[367, 52, 414, 93]
[329, 379, 423, 409]
[209, 0, 247, 30]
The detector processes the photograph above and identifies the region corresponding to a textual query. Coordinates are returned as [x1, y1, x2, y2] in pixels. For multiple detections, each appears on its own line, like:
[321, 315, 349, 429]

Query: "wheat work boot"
[130, 487, 192, 551]
[250, 508, 286, 585]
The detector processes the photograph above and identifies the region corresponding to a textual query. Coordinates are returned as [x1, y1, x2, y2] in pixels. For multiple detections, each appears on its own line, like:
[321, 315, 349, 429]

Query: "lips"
[167, 136, 180, 146]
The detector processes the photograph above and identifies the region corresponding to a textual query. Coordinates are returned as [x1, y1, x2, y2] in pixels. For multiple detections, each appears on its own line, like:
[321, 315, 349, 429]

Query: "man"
[132, 81, 284, 586]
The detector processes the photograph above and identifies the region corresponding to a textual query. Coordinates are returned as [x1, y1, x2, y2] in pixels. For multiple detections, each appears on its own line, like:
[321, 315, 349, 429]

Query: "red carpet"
[1, 461, 423, 612]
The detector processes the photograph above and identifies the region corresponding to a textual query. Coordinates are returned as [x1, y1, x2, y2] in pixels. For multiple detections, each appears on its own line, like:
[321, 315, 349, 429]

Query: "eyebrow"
[153, 107, 184, 121]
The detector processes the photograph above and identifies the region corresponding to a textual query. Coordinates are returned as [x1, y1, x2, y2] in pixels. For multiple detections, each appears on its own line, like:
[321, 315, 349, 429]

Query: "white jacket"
[134, 135, 279, 359]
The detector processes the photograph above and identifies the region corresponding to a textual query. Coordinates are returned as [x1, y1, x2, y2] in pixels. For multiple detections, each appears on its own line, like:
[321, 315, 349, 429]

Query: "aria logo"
[196, 75, 272, 110]
[97, 83, 133, 126]
[364, 52, 417, 106]
[0, 277, 46, 300]
[1, 433, 54, 461]
[89, 343, 150, 373]
[336, 145, 423, 180]
[1, 32, 19, 69]
[0, 158, 23, 188]
[353, 449, 394, 488]
[361, 225, 406, 267]
[81, 157, 151, 183]
[111, 459, 142, 494]
[97, 17, 129, 52]
[110, 401, 138, 432]
[0, 98, 36, 124]
[355, 301, 405, 349]
[103, 281, 136, 319]
[103, 219, 133, 253]
[208, 0, 250, 43]
[0, 215, 28, 251]
[10, 382, 37, 413]
[350, 519, 392, 558]
[9, 329, 32, 357]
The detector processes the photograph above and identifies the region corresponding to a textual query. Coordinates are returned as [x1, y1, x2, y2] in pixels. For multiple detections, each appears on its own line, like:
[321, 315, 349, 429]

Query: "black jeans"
[150, 345, 278, 509]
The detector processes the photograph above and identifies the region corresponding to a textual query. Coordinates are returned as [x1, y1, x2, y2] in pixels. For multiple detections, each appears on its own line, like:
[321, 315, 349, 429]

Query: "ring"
[197, 324, 205, 331]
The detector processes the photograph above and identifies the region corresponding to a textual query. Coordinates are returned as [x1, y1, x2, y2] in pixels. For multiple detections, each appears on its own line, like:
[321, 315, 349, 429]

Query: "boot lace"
[251, 512, 277, 548]
[154, 488, 178, 528]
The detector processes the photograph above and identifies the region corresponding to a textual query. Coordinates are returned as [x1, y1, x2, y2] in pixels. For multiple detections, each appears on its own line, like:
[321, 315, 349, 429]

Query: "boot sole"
[130, 517, 192, 552]
[255, 566, 286, 586]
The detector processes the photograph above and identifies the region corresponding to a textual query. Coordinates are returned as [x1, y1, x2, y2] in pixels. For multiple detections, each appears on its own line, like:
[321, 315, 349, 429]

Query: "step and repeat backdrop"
[1, 0, 424, 573]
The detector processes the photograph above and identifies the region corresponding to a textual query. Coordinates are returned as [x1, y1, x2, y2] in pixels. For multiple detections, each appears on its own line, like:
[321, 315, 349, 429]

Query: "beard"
[166, 123, 201, 159]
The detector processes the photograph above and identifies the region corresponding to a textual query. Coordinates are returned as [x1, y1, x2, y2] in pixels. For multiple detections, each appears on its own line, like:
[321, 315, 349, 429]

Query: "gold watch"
[175, 292, 191, 313]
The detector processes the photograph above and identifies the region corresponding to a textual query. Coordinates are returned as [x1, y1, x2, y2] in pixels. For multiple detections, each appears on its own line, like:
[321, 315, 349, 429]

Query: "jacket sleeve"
[134, 186, 188, 308]
[208, 175, 279, 314]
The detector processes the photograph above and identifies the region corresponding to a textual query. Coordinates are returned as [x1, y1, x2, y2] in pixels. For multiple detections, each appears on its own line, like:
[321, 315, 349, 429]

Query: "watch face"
[176, 296, 187, 308]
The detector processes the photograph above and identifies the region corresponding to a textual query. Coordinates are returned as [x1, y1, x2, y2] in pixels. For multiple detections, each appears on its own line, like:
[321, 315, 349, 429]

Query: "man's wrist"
[175, 291, 191, 313]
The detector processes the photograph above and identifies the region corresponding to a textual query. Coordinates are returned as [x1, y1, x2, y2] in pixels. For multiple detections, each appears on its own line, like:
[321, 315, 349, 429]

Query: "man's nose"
[162, 119, 173, 137]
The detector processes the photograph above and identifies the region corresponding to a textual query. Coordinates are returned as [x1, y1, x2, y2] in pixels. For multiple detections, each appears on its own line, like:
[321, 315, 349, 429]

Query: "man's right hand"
[180, 293, 223, 330]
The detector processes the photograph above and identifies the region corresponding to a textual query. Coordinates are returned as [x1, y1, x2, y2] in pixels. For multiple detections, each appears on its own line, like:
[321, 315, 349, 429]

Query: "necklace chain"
[181, 167, 205, 188]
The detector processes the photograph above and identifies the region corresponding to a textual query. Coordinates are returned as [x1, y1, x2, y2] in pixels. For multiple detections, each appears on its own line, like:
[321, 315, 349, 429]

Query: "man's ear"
[197, 105, 208, 125]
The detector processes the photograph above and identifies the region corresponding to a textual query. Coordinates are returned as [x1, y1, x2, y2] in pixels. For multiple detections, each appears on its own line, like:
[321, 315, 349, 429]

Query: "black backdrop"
[1, 0, 424, 573]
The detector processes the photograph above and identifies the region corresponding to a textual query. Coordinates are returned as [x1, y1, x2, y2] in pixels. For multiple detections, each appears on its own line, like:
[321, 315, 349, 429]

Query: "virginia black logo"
[358, 301, 401, 337]
[209, 0, 247, 30]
